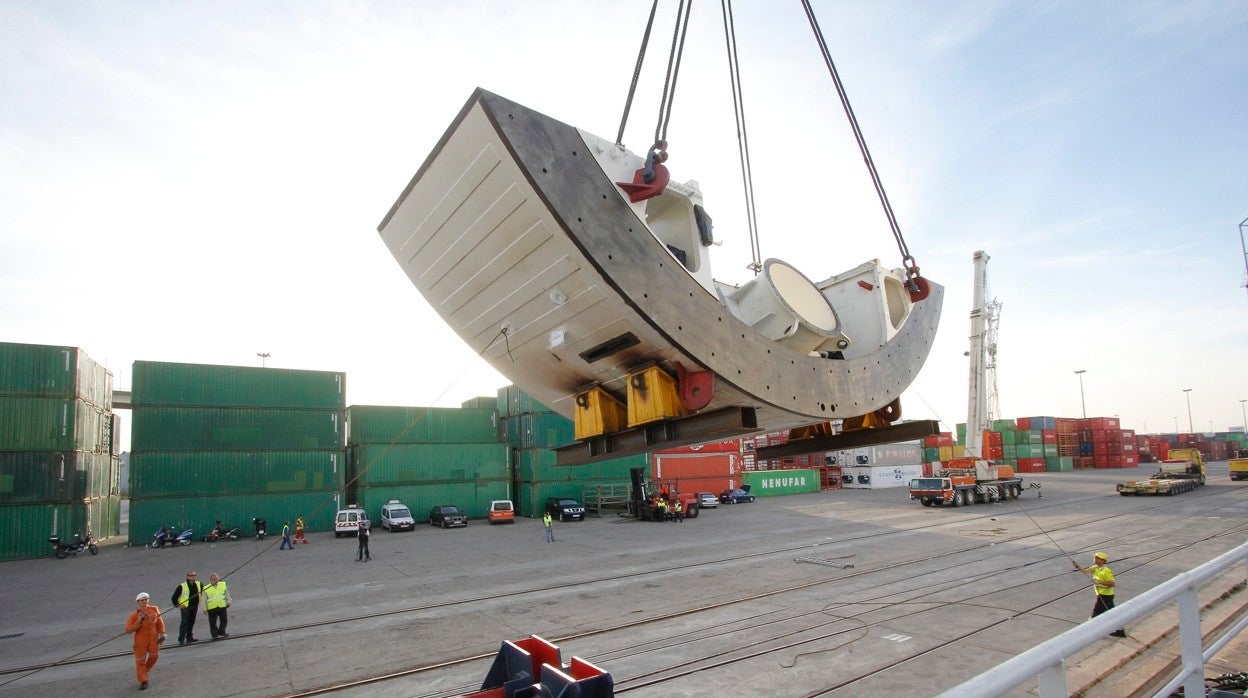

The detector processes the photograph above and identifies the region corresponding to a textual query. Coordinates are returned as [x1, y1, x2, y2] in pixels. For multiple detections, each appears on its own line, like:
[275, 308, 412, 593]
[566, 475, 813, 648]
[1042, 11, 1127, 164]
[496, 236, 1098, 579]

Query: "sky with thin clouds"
[2, 1, 1245, 450]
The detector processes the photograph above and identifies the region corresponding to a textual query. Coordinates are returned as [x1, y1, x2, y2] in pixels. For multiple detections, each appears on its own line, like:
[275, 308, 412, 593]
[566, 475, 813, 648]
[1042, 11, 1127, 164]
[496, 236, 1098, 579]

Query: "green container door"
[0, 499, 117, 560]
[497, 385, 553, 417]
[1000, 430, 1016, 445]
[357, 481, 509, 522]
[348, 443, 508, 486]
[991, 419, 1016, 431]
[128, 491, 340, 546]
[132, 407, 342, 451]
[501, 413, 576, 448]
[346, 406, 499, 444]
[1045, 457, 1074, 472]
[742, 469, 821, 496]
[132, 361, 346, 409]
[130, 450, 343, 497]
[0, 397, 113, 452]
[0, 342, 112, 409]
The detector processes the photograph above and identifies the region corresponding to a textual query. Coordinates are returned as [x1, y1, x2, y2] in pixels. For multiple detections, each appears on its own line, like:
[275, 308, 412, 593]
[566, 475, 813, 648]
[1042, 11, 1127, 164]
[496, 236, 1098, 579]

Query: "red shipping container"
[1123, 454, 1138, 467]
[656, 437, 742, 455]
[1120, 429, 1135, 440]
[986, 445, 1004, 459]
[986, 431, 1003, 447]
[1056, 418, 1078, 434]
[1018, 457, 1045, 472]
[1041, 431, 1057, 444]
[1016, 417, 1032, 429]
[922, 435, 941, 447]
[937, 434, 954, 448]
[1093, 455, 1111, 468]
[1121, 443, 1136, 452]
[653, 453, 739, 493]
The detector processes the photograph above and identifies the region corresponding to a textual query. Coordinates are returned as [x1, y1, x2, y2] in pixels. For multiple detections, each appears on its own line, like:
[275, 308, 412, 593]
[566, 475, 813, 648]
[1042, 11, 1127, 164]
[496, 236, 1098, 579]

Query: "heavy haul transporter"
[1117, 448, 1206, 496]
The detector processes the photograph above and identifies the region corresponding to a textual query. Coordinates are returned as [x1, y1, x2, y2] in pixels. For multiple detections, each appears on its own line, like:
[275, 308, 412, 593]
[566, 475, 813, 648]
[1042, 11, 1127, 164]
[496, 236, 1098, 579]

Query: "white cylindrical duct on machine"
[722, 259, 844, 354]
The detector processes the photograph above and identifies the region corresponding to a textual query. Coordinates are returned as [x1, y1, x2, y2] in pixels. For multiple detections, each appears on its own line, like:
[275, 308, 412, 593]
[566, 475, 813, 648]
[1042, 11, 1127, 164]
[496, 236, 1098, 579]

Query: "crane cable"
[615, 0, 660, 147]
[799, 0, 923, 289]
[719, 0, 764, 275]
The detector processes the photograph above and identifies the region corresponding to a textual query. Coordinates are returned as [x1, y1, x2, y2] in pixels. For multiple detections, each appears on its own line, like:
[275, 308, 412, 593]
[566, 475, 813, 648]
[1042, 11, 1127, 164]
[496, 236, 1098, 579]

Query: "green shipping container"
[348, 443, 508, 486]
[1045, 457, 1074, 472]
[0, 451, 117, 503]
[131, 361, 346, 409]
[130, 450, 343, 497]
[501, 413, 576, 449]
[0, 342, 112, 409]
[922, 446, 940, 462]
[497, 385, 554, 417]
[460, 396, 498, 410]
[1000, 430, 1016, 445]
[742, 469, 821, 496]
[1042, 443, 1058, 457]
[956, 423, 967, 439]
[128, 490, 339, 546]
[1022, 430, 1044, 444]
[0, 497, 119, 560]
[1003, 458, 1019, 468]
[514, 448, 648, 483]
[132, 407, 342, 451]
[0, 397, 114, 453]
[1015, 444, 1044, 458]
[991, 419, 1016, 431]
[347, 406, 498, 445]
[515, 480, 603, 519]
[357, 481, 509, 522]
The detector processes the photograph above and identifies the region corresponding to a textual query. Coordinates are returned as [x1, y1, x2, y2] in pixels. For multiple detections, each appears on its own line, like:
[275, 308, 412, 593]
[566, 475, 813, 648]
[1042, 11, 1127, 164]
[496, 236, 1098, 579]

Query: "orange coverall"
[125, 604, 165, 684]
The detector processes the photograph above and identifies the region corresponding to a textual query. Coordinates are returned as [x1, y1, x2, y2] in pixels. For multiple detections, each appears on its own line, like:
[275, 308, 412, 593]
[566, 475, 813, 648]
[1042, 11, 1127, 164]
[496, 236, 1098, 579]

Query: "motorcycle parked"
[50, 533, 98, 559]
[201, 525, 241, 542]
[252, 517, 268, 540]
[152, 527, 193, 548]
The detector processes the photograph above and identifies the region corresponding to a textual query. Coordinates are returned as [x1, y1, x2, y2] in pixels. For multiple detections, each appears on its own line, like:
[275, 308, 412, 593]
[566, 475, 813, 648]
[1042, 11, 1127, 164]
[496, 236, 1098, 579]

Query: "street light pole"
[256, 352, 270, 368]
[1074, 370, 1087, 418]
[1182, 388, 1193, 433]
[1240, 399, 1246, 433]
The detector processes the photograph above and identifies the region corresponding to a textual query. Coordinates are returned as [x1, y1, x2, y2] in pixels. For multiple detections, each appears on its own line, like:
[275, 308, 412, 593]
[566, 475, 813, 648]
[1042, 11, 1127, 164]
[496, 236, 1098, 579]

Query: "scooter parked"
[252, 517, 268, 540]
[152, 526, 193, 548]
[50, 533, 98, 559]
[201, 524, 241, 542]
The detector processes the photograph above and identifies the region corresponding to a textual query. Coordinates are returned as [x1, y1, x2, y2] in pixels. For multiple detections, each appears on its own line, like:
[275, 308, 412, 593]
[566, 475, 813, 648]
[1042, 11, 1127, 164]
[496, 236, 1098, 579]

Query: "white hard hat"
[135, 592, 150, 601]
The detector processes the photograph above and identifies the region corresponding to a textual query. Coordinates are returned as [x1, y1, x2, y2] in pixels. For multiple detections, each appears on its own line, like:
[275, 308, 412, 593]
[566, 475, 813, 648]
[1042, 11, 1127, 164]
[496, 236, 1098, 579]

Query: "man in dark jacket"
[170, 570, 204, 645]
[356, 520, 371, 562]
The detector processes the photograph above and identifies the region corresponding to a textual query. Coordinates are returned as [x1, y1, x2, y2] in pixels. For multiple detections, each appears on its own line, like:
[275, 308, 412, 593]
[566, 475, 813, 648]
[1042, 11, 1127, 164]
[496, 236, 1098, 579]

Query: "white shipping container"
[863, 464, 925, 489]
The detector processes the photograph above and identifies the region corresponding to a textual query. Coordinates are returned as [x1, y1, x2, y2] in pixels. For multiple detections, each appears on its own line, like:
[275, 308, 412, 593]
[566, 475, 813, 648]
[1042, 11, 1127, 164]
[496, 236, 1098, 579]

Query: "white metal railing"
[941, 541, 1248, 698]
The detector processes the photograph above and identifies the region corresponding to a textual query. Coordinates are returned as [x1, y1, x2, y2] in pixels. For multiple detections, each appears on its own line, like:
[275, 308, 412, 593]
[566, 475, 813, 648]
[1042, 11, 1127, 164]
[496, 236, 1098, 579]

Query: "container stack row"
[498, 386, 649, 518]
[1075, 417, 1137, 468]
[0, 342, 121, 560]
[652, 438, 744, 495]
[346, 404, 508, 522]
[128, 362, 346, 545]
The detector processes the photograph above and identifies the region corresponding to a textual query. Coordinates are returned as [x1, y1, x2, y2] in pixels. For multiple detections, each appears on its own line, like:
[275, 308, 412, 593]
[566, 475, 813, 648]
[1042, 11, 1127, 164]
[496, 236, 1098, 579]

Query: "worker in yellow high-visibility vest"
[1073, 552, 1127, 638]
[201, 573, 232, 640]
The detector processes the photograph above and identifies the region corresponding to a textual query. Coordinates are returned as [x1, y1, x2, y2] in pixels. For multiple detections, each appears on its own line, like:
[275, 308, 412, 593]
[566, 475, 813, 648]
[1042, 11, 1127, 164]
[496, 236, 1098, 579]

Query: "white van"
[333, 505, 371, 537]
[380, 500, 416, 532]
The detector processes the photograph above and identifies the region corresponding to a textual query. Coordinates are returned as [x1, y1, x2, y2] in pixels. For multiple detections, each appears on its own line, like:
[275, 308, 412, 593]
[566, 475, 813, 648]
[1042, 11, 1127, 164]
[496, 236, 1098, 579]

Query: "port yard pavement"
[0, 464, 1246, 697]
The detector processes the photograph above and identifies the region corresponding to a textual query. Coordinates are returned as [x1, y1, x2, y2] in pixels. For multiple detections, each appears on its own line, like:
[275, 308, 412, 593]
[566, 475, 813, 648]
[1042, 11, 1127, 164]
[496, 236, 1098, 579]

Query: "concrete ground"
[1, 463, 1246, 697]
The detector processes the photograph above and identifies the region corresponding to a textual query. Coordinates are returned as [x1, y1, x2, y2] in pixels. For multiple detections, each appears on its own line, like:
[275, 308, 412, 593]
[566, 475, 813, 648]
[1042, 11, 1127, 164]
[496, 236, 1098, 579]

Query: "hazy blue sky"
[2, 1, 1245, 449]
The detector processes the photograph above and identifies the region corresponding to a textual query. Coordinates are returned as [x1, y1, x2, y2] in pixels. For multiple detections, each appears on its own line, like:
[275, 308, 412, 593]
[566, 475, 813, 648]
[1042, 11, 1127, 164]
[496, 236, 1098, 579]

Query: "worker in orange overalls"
[294, 515, 308, 544]
[125, 592, 166, 690]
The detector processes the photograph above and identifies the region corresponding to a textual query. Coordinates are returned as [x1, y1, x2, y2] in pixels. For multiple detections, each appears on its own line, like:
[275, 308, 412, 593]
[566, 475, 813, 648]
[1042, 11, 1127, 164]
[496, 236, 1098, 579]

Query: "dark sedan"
[718, 487, 755, 504]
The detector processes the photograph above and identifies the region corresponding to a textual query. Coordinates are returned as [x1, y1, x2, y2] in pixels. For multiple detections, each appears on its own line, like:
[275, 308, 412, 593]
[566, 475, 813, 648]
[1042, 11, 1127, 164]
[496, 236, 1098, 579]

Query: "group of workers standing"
[125, 569, 231, 690]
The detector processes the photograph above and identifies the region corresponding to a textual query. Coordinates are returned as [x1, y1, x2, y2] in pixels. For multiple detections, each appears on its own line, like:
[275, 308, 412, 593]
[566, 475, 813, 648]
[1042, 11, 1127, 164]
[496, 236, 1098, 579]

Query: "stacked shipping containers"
[346, 405, 508, 521]
[498, 386, 648, 518]
[0, 343, 121, 559]
[653, 438, 743, 495]
[128, 362, 345, 544]
[835, 442, 925, 490]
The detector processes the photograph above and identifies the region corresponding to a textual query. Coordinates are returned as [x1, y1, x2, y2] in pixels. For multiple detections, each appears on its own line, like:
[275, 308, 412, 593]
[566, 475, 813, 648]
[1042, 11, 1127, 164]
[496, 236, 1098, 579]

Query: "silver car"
[698, 492, 719, 509]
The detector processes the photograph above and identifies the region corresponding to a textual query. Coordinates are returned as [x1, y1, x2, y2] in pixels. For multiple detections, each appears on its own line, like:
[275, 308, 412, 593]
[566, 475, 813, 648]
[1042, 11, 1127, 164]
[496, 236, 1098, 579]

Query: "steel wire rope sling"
[720, 0, 764, 275]
[799, 0, 929, 301]
[614, 0, 694, 193]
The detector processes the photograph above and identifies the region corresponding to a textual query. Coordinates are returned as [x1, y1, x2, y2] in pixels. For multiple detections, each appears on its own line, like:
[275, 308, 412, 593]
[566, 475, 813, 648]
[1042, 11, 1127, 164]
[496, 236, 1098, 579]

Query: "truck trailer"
[1117, 449, 1206, 496]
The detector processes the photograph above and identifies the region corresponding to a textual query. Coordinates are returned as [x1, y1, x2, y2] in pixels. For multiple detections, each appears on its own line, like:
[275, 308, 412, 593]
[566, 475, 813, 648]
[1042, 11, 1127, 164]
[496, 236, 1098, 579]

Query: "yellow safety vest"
[203, 581, 229, 610]
[177, 581, 202, 608]
[1092, 566, 1115, 596]
[543, 514, 552, 527]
